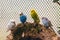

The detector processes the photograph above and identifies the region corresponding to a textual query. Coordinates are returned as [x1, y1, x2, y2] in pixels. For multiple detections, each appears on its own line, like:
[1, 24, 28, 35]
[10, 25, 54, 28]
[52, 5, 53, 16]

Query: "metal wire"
[0, 0, 60, 37]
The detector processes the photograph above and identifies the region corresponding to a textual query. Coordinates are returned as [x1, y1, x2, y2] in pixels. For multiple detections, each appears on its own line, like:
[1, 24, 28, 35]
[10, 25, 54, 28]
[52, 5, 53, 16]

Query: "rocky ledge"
[7, 22, 57, 40]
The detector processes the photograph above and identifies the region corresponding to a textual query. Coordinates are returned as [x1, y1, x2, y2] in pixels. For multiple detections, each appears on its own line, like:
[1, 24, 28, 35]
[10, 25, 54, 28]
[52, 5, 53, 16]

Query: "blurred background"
[0, 0, 60, 40]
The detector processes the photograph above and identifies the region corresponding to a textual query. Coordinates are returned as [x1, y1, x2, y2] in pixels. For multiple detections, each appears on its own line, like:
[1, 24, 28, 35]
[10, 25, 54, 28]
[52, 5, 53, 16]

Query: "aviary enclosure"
[0, 0, 60, 40]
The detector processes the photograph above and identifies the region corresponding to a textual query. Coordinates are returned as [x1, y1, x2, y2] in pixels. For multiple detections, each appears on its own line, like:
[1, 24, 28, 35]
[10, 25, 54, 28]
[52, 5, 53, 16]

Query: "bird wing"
[31, 13, 39, 21]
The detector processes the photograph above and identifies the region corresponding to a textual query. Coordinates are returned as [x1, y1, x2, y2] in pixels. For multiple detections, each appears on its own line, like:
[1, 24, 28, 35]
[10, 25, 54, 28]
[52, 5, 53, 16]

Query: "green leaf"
[53, 0, 59, 2]
[57, 27, 60, 28]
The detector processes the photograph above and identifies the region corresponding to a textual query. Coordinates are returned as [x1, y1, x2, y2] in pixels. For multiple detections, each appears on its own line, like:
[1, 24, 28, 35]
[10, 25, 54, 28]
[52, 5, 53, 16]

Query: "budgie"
[7, 19, 16, 32]
[20, 12, 27, 24]
[30, 9, 40, 26]
[42, 17, 53, 29]
[30, 9, 41, 33]
[19, 12, 27, 32]
[41, 17, 55, 33]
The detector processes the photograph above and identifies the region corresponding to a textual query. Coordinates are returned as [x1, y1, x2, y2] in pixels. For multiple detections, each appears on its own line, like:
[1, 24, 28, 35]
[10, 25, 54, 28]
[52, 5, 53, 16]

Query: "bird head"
[10, 19, 15, 24]
[20, 12, 23, 16]
[31, 9, 36, 14]
[42, 17, 48, 20]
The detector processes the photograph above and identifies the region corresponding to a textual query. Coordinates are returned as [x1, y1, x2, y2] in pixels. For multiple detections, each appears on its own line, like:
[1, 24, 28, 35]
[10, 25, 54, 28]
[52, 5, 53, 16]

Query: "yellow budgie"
[30, 9, 41, 33]
[30, 9, 40, 24]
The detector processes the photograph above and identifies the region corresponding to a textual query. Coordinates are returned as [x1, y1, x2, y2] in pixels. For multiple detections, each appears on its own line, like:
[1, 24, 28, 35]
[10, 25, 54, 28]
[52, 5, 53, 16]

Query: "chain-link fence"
[0, 0, 60, 40]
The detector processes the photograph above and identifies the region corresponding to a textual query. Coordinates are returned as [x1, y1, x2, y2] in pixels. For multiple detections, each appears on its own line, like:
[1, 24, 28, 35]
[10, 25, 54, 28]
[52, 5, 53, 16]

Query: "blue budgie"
[20, 12, 27, 24]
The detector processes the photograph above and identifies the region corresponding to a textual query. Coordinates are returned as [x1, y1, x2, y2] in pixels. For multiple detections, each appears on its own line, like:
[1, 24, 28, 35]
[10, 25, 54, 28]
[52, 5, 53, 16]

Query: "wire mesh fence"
[0, 0, 60, 39]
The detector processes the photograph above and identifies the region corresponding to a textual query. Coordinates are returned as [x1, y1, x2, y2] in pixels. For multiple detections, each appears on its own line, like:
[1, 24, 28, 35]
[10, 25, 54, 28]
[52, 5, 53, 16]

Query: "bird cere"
[7, 9, 56, 40]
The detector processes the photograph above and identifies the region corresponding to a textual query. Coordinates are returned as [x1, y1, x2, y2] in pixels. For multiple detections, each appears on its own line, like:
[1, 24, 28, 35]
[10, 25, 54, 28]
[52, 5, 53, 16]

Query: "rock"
[7, 22, 57, 40]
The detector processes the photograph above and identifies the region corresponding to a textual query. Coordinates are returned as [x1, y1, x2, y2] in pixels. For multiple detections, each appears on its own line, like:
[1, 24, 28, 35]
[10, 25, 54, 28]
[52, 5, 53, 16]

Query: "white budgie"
[7, 19, 16, 32]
